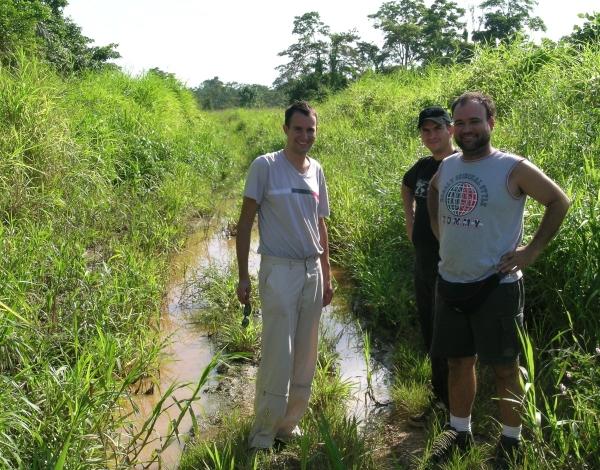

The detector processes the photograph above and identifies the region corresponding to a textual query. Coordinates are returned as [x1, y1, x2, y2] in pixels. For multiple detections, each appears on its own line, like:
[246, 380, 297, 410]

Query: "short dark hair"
[451, 92, 496, 120]
[284, 101, 317, 127]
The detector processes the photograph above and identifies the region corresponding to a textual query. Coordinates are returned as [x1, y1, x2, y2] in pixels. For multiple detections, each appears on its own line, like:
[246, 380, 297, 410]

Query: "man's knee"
[493, 361, 519, 381]
[447, 356, 477, 374]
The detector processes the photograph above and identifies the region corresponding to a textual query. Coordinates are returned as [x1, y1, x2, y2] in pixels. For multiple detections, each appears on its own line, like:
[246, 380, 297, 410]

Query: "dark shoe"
[273, 425, 301, 451]
[248, 446, 272, 459]
[426, 425, 473, 467]
[272, 438, 287, 452]
[493, 435, 522, 470]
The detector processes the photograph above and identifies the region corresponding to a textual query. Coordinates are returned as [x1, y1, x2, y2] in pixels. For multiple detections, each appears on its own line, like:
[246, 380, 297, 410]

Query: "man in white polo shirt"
[236, 101, 333, 450]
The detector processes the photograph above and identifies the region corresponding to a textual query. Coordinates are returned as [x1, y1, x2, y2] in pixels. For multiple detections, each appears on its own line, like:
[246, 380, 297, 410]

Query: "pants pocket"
[259, 261, 274, 292]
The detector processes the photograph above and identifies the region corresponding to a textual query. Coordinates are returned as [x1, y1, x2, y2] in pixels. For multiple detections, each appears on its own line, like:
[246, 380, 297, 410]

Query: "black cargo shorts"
[430, 278, 525, 364]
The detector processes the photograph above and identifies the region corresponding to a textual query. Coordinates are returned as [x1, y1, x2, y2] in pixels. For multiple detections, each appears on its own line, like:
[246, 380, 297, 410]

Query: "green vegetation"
[0, 0, 119, 73]
[193, 77, 286, 110]
[273, 0, 548, 102]
[318, 39, 600, 337]
[0, 52, 238, 467]
[180, 297, 378, 470]
[214, 39, 600, 469]
[195, 0, 556, 109]
[2, 2, 599, 466]
[189, 265, 261, 355]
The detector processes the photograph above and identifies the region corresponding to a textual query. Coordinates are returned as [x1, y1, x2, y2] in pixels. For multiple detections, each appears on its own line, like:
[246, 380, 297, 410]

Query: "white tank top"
[437, 150, 525, 283]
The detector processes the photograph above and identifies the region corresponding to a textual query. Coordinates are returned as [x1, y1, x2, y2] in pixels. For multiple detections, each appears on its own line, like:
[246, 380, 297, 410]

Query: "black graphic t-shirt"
[402, 156, 442, 275]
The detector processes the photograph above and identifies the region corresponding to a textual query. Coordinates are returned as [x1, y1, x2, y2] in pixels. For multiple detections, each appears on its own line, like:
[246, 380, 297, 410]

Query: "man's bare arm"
[401, 183, 415, 240]
[318, 217, 334, 307]
[236, 196, 258, 304]
[499, 160, 570, 273]
[427, 171, 440, 240]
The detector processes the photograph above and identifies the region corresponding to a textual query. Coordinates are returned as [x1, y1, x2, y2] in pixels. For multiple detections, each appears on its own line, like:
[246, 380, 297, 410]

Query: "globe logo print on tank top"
[445, 182, 478, 216]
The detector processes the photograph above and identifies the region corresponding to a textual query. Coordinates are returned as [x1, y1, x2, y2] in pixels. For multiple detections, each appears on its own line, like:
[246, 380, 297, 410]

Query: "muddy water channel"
[128, 207, 390, 468]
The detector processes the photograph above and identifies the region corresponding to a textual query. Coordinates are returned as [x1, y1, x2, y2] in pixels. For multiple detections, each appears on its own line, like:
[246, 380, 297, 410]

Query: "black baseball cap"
[417, 106, 452, 128]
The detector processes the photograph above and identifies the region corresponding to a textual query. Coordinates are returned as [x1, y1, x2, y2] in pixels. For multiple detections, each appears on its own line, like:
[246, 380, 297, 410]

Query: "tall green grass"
[180, 323, 378, 470]
[221, 40, 600, 468]
[188, 265, 261, 355]
[0, 52, 239, 467]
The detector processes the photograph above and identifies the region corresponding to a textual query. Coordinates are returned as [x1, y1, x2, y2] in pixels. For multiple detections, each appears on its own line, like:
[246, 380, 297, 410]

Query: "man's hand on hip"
[498, 245, 539, 274]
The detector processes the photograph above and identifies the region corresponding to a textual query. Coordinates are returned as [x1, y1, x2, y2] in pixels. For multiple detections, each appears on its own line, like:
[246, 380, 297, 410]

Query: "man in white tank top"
[425, 92, 570, 469]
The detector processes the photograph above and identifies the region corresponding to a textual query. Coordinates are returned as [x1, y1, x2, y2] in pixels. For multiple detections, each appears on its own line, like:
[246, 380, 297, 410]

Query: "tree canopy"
[272, 0, 559, 102]
[193, 77, 285, 110]
[0, 0, 119, 73]
[5, 0, 595, 110]
[564, 12, 600, 46]
[274, 11, 376, 102]
[472, 0, 546, 43]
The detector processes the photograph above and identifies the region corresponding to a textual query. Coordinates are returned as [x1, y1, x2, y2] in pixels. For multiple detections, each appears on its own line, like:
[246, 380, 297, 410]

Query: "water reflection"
[126, 211, 388, 468]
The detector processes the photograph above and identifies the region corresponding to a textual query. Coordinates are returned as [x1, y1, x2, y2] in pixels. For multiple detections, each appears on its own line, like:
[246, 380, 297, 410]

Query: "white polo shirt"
[244, 150, 330, 259]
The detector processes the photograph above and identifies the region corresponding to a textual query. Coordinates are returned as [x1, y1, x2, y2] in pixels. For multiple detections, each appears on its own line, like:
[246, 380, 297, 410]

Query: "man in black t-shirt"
[401, 106, 455, 425]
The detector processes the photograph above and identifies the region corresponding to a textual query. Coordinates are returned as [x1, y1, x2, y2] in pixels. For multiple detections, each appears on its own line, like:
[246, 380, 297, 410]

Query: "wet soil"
[125, 202, 429, 469]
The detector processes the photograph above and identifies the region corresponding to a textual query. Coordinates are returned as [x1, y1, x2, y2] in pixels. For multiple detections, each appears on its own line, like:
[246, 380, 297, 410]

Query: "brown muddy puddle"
[126, 211, 390, 468]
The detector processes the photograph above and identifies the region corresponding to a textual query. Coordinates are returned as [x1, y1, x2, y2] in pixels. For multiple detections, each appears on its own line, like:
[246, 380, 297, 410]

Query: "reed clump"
[0, 52, 237, 467]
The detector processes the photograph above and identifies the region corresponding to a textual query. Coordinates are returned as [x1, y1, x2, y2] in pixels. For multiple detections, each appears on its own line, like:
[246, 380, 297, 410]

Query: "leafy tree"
[419, 0, 468, 64]
[0, 0, 50, 55]
[193, 77, 239, 110]
[275, 12, 368, 101]
[281, 73, 331, 103]
[328, 30, 362, 90]
[472, 0, 546, 44]
[368, 0, 470, 67]
[369, 0, 426, 67]
[238, 86, 257, 108]
[193, 79, 285, 110]
[356, 41, 385, 72]
[275, 12, 330, 86]
[44, 0, 68, 15]
[0, 0, 119, 72]
[276, 3, 469, 100]
[564, 12, 600, 45]
[238, 84, 286, 108]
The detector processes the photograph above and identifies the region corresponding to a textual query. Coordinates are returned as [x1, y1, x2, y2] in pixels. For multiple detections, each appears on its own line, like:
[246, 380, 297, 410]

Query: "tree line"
[1, 0, 598, 109]
[194, 0, 599, 108]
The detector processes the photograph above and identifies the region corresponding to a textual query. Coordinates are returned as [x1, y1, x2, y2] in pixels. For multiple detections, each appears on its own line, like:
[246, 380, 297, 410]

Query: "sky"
[64, 0, 598, 88]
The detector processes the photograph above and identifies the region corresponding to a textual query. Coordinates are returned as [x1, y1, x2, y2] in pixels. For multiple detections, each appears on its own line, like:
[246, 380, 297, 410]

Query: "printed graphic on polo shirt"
[440, 173, 488, 228]
[415, 178, 429, 198]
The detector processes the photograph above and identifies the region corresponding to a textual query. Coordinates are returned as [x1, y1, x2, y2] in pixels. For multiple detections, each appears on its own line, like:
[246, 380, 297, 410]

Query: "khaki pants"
[248, 255, 323, 449]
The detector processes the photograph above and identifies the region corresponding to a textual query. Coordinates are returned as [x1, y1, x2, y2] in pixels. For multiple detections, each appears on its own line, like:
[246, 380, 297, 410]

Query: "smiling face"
[452, 99, 495, 157]
[419, 120, 454, 157]
[283, 111, 317, 156]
